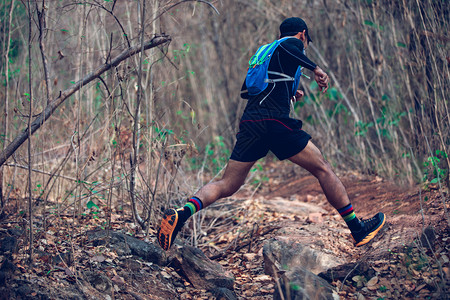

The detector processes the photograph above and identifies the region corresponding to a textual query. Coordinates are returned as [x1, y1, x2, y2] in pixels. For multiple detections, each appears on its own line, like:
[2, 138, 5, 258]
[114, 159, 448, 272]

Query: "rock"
[319, 262, 373, 283]
[3, 278, 84, 300]
[263, 238, 342, 276]
[15, 281, 33, 298]
[86, 230, 167, 266]
[172, 245, 235, 291]
[419, 226, 436, 249]
[263, 239, 340, 299]
[0, 257, 16, 286]
[211, 287, 238, 300]
[307, 212, 324, 224]
[7, 228, 23, 237]
[0, 236, 17, 254]
[84, 271, 113, 295]
[0, 287, 10, 300]
[273, 265, 338, 300]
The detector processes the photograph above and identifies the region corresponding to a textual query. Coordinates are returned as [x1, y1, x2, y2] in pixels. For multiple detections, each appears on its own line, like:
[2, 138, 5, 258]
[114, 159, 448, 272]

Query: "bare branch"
[0, 35, 171, 167]
[35, 0, 52, 104]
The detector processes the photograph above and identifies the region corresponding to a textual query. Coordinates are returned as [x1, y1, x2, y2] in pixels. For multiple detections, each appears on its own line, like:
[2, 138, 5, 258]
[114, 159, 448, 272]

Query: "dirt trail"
[261, 172, 445, 257]
[207, 169, 449, 299]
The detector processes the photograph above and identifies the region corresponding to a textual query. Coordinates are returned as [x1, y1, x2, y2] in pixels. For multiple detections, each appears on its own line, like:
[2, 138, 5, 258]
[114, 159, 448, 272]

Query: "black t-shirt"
[241, 38, 317, 120]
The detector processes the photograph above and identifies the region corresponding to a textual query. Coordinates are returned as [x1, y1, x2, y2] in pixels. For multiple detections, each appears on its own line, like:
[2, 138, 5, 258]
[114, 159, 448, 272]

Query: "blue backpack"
[243, 37, 303, 98]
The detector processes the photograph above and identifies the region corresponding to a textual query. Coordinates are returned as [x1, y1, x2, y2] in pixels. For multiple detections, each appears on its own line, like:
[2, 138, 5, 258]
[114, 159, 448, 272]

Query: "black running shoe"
[351, 212, 386, 247]
[157, 208, 185, 251]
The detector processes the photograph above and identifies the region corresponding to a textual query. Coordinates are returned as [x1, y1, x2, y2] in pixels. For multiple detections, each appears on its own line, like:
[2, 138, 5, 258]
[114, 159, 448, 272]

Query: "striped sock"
[177, 196, 204, 223]
[185, 196, 203, 215]
[338, 204, 362, 232]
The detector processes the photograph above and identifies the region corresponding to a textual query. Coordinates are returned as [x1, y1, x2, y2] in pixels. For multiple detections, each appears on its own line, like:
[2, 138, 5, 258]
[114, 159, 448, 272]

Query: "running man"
[158, 17, 386, 251]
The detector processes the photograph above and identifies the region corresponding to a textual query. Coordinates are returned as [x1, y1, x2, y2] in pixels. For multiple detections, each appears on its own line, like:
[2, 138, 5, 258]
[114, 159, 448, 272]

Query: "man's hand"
[291, 90, 304, 102]
[314, 66, 329, 93]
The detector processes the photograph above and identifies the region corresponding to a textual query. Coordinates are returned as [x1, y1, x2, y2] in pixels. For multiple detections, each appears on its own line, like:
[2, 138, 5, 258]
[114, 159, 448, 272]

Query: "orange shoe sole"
[157, 209, 178, 251]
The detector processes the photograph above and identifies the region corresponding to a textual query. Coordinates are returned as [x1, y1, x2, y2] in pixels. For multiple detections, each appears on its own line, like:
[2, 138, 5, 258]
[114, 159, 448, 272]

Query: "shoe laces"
[360, 214, 379, 230]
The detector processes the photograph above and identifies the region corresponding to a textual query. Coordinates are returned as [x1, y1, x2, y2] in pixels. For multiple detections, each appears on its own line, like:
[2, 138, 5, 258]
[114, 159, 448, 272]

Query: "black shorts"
[230, 118, 311, 162]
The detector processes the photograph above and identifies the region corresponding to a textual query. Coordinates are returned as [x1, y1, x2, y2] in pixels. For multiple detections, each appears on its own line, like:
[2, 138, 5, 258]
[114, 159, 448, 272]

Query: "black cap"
[279, 17, 312, 42]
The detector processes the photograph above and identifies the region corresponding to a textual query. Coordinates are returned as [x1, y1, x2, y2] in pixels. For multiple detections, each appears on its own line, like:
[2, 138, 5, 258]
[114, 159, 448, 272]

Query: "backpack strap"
[265, 71, 295, 83]
[249, 42, 278, 68]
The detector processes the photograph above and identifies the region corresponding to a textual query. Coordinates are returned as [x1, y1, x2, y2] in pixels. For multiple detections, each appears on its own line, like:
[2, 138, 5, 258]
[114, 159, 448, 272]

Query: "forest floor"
[0, 160, 449, 299]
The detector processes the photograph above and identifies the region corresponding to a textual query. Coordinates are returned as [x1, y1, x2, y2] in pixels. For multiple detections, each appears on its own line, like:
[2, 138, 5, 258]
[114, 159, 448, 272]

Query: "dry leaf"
[366, 276, 378, 287]
[242, 253, 257, 261]
[254, 274, 272, 282]
[111, 275, 125, 285]
[442, 267, 450, 278]
[91, 255, 106, 263]
[160, 271, 171, 279]
[415, 284, 427, 291]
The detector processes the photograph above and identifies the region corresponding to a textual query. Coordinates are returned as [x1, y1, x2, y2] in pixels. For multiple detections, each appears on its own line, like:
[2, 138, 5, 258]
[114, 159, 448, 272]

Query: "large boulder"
[172, 245, 236, 297]
[263, 238, 342, 276]
[263, 239, 340, 299]
[86, 230, 167, 266]
[274, 266, 339, 300]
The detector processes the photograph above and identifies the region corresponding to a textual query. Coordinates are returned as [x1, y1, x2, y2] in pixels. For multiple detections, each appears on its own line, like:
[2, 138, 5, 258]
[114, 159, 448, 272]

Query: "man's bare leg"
[158, 159, 255, 250]
[194, 159, 256, 207]
[289, 141, 386, 246]
[288, 141, 350, 210]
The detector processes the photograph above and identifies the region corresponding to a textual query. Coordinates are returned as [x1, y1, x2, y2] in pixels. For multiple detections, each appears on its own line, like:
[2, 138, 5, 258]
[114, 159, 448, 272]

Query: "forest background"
[0, 0, 448, 258]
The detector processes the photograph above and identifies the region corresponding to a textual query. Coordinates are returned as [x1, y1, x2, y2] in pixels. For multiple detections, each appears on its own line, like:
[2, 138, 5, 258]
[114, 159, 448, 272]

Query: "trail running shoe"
[352, 212, 386, 247]
[157, 208, 183, 251]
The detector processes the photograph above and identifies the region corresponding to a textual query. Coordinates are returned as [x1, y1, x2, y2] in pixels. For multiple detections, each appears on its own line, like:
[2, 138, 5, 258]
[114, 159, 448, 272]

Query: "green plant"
[355, 121, 374, 137]
[250, 162, 269, 186]
[204, 136, 230, 174]
[423, 150, 448, 184]
[86, 199, 100, 219]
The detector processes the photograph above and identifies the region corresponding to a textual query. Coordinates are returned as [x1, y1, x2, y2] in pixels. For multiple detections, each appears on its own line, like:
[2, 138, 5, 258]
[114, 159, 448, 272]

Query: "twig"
[129, 0, 148, 229]
[35, 0, 52, 104]
[26, 0, 34, 264]
[273, 264, 286, 300]
[1, 0, 15, 212]
[5, 163, 79, 182]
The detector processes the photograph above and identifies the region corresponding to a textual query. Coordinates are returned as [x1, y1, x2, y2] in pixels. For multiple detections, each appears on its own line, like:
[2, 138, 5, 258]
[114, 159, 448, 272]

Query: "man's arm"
[280, 39, 329, 92]
[279, 40, 317, 71]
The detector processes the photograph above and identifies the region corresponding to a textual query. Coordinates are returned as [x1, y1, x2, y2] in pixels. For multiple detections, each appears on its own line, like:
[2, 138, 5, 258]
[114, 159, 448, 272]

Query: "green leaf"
[364, 20, 375, 27]
[396, 42, 407, 48]
[430, 178, 439, 183]
[86, 200, 99, 210]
